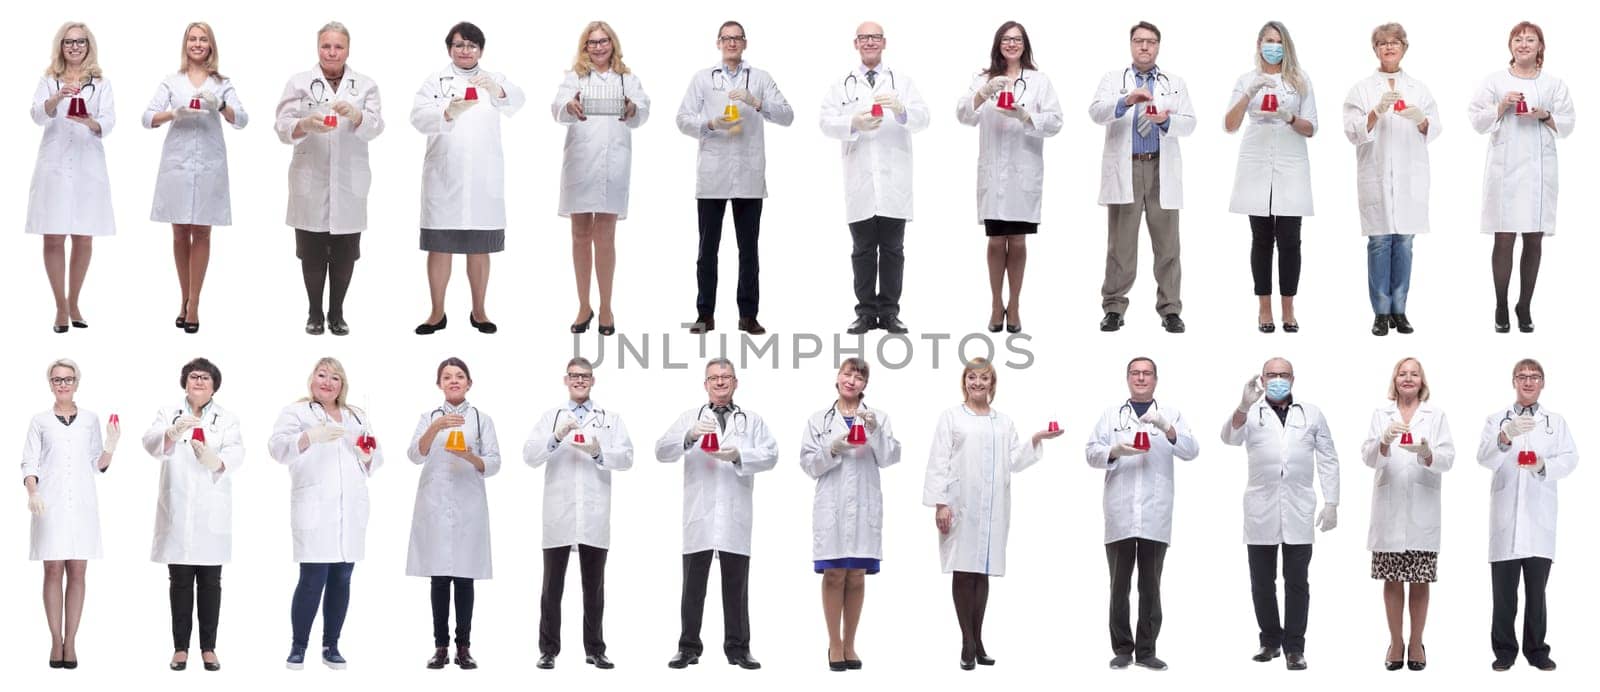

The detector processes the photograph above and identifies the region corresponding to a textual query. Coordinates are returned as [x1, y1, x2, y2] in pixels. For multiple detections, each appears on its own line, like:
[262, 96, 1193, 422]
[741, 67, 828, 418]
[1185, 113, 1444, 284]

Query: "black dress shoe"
[975, 653, 995, 666]
[1004, 322, 1021, 334]
[829, 652, 848, 672]
[1109, 653, 1133, 669]
[737, 318, 767, 335]
[667, 651, 698, 668]
[415, 315, 448, 335]
[427, 648, 448, 669]
[1286, 652, 1307, 670]
[1515, 304, 1534, 333]
[572, 310, 594, 334]
[1100, 312, 1124, 332]
[1259, 321, 1276, 333]
[727, 653, 762, 669]
[170, 653, 187, 671]
[1252, 646, 1281, 662]
[306, 318, 325, 335]
[329, 318, 349, 336]
[1135, 655, 1168, 671]
[844, 658, 862, 670]
[585, 654, 614, 669]
[881, 317, 908, 334]
[455, 646, 477, 669]
[1373, 314, 1390, 336]
[536, 653, 555, 669]
[988, 309, 1005, 333]
[1390, 313, 1414, 334]
[469, 315, 498, 334]
[1162, 313, 1185, 333]
[62, 659, 78, 670]
[1532, 658, 1557, 671]
[959, 658, 976, 671]
[203, 660, 220, 672]
[846, 316, 876, 334]
[49, 660, 64, 669]
[71, 320, 87, 329]
[1491, 658, 1514, 671]
[688, 316, 714, 334]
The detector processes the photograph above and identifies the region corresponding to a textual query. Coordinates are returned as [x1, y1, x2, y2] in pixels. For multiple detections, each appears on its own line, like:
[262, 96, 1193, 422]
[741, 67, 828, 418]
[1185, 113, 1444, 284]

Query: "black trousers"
[678, 550, 751, 657]
[169, 564, 222, 651]
[1248, 215, 1302, 296]
[294, 229, 361, 321]
[1491, 557, 1553, 664]
[429, 576, 475, 648]
[1106, 538, 1167, 658]
[695, 198, 763, 318]
[848, 216, 907, 319]
[539, 545, 608, 656]
[1247, 543, 1312, 653]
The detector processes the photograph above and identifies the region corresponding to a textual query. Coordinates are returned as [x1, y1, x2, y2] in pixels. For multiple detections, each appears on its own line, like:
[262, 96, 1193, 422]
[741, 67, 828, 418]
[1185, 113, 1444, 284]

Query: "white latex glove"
[1520, 454, 1546, 474]
[1108, 441, 1143, 460]
[171, 105, 202, 120]
[829, 434, 853, 456]
[199, 89, 221, 112]
[997, 104, 1030, 123]
[1237, 377, 1265, 413]
[331, 101, 358, 119]
[571, 435, 601, 458]
[727, 88, 759, 109]
[707, 447, 741, 464]
[687, 419, 718, 445]
[1399, 438, 1432, 463]
[444, 97, 478, 121]
[553, 417, 580, 441]
[299, 114, 334, 134]
[28, 492, 45, 516]
[710, 114, 743, 131]
[858, 410, 879, 433]
[1316, 504, 1338, 532]
[166, 415, 201, 442]
[1501, 415, 1537, 439]
[1381, 420, 1409, 446]
[103, 423, 120, 452]
[469, 74, 499, 97]
[191, 439, 224, 472]
[1271, 108, 1296, 124]
[1246, 75, 1274, 96]
[356, 447, 374, 465]
[874, 92, 904, 116]
[851, 111, 882, 132]
[306, 423, 346, 444]
[1375, 91, 1400, 114]
[1137, 410, 1171, 435]
[1398, 104, 1427, 124]
[977, 76, 1009, 100]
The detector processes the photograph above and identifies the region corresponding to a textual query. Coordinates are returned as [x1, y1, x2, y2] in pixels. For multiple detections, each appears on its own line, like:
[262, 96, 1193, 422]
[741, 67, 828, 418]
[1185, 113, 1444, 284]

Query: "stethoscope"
[1256, 401, 1306, 429]
[437, 68, 485, 101]
[308, 73, 356, 108]
[1114, 399, 1159, 432]
[428, 403, 485, 440]
[814, 401, 869, 439]
[840, 68, 896, 105]
[1119, 67, 1173, 96]
[170, 402, 220, 428]
[1500, 406, 1554, 435]
[308, 401, 366, 429]
[711, 66, 751, 92]
[53, 77, 96, 101]
[696, 402, 749, 435]
[551, 404, 613, 433]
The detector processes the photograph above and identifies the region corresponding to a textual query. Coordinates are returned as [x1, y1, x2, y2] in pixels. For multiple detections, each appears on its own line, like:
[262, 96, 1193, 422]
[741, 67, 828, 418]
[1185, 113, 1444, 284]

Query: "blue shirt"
[1112, 65, 1169, 155]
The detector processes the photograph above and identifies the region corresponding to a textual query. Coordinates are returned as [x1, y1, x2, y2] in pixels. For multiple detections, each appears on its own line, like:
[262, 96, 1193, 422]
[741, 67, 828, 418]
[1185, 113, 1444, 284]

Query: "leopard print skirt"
[1371, 550, 1438, 583]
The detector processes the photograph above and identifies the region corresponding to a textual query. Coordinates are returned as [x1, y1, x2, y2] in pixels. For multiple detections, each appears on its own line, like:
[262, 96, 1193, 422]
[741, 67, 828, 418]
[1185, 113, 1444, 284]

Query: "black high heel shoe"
[176, 301, 189, 330]
[71, 320, 87, 329]
[1515, 304, 1534, 333]
[1495, 305, 1511, 333]
[598, 323, 616, 336]
[1407, 644, 1426, 671]
[828, 648, 847, 672]
[988, 309, 1005, 333]
[53, 323, 69, 334]
[1385, 644, 1403, 671]
[183, 322, 200, 334]
[571, 310, 594, 334]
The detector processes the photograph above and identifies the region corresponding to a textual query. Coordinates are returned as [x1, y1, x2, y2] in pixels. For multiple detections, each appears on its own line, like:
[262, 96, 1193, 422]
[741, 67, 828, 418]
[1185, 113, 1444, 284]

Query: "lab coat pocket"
[290, 484, 321, 530]
[206, 486, 232, 536]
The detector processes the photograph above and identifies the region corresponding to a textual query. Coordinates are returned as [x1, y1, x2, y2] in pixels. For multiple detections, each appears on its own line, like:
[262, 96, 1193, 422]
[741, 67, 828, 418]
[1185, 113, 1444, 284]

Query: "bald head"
[854, 21, 886, 66]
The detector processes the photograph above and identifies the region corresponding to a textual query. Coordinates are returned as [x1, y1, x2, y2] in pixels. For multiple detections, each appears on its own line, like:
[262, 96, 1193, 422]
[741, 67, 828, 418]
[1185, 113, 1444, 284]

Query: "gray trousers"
[1102, 158, 1182, 315]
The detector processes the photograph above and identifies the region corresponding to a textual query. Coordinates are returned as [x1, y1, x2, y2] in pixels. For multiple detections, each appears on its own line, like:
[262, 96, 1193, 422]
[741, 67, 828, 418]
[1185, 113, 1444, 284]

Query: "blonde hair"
[961, 358, 997, 403]
[47, 358, 81, 381]
[1254, 20, 1307, 94]
[177, 22, 226, 79]
[47, 22, 103, 80]
[1386, 357, 1431, 402]
[571, 21, 629, 77]
[299, 357, 354, 411]
[1371, 22, 1408, 50]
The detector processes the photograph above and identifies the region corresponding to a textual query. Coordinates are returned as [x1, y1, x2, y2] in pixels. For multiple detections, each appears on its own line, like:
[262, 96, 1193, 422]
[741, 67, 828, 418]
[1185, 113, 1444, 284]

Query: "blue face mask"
[1261, 43, 1285, 65]
[1265, 378, 1292, 401]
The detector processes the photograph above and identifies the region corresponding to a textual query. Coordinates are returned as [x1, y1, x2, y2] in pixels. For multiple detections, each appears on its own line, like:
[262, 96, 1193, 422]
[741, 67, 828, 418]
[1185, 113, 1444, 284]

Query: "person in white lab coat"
[143, 22, 248, 335]
[1344, 24, 1440, 337]
[1475, 358, 1577, 671]
[656, 358, 779, 670]
[406, 357, 500, 670]
[923, 357, 1062, 670]
[28, 22, 115, 334]
[1089, 22, 1196, 334]
[1359, 357, 1454, 671]
[1225, 22, 1317, 334]
[1469, 22, 1576, 334]
[274, 22, 385, 337]
[1084, 357, 1198, 671]
[410, 21, 526, 336]
[959, 22, 1064, 335]
[799, 357, 903, 671]
[820, 22, 928, 336]
[268, 357, 383, 670]
[1221, 357, 1338, 670]
[677, 21, 794, 336]
[553, 21, 649, 336]
[524, 356, 635, 670]
[22, 359, 119, 669]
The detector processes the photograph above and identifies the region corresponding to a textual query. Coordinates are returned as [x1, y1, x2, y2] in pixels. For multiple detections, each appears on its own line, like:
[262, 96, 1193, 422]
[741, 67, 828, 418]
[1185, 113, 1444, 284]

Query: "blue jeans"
[1366, 235, 1413, 314]
[291, 562, 354, 649]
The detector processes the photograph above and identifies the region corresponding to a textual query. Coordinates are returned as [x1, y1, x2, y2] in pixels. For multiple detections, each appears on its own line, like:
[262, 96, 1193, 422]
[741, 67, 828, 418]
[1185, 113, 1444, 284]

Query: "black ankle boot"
[1372, 314, 1390, 336]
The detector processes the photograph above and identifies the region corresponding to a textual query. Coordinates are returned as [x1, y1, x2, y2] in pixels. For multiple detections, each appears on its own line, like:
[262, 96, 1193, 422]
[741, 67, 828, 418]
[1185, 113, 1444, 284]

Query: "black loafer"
[1373, 315, 1390, 336]
[1110, 653, 1133, 669]
[535, 653, 555, 669]
[585, 654, 614, 669]
[1161, 313, 1185, 333]
[846, 316, 876, 335]
[1252, 646, 1281, 662]
[727, 653, 762, 670]
[1390, 313, 1414, 334]
[469, 315, 498, 334]
[1135, 655, 1168, 671]
[1286, 652, 1308, 670]
[415, 315, 447, 335]
[306, 319, 325, 335]
[881, 317, 908, 334]
[737, 318, 767, 335]
[667, 651, 698, 669]
[329, 318, 349, 336]
[1100, 312, 1124, 332]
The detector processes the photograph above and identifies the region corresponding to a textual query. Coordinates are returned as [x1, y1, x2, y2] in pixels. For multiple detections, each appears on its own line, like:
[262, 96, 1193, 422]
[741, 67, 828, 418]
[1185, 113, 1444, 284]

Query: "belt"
[1131, 152, 1160, 161]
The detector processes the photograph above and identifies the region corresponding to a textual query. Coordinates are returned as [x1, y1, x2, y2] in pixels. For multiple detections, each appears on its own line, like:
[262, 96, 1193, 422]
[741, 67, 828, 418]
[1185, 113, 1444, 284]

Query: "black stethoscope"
[308, 73, 356, 108]
[697, 402, 749, 435]
[1256, 401, 1306, 429]
[1500, 406, 1554, 435]
[428, 403, 485, 440]
[1114, 399, 1158, 433]
[711, 65, 751, 92]
[992, 70, 1029, 107]
[841, 68, 896, 105]
[171, 401, 220, 428]
[308, 401, 366, 429]
[437, 69, 487, 101]
[1120, 67, 1173, 96]
[53, 77, 96, 100]
[551, 404, 613, 433]
[814, 401, 869, 440]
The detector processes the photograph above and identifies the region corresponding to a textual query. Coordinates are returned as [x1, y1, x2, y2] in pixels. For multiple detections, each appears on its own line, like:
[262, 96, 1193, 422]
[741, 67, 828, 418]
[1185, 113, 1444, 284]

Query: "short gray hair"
[706, 357, 736, 377]
[47, 358, 80, 380]
[318, 21, 350, 41]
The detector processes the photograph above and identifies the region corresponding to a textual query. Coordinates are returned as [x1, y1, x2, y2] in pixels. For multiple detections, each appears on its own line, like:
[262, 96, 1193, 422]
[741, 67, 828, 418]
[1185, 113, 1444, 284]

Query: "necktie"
[866, 70, 877, 88]
[712, 405, 730, 430]
[1135, 73, 1153, 137]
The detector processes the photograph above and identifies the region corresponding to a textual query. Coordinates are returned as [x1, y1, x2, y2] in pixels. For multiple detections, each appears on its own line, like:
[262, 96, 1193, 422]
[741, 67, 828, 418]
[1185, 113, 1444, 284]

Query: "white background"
[5, 0, 1596, 689]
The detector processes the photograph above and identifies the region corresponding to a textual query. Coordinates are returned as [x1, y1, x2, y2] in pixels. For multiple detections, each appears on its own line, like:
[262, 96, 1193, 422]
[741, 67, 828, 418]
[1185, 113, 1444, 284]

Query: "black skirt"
[984, 219, 1038, 237]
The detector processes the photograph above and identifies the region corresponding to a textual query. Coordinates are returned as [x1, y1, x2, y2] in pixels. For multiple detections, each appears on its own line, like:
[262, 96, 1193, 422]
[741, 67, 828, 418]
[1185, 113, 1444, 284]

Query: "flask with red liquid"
[996, 89, 1016, 110]
[700, 432, 720, 453]
[323, 113, 338, 127]
[68, 97, 88, 118]
[1047, 421, 1060, 433]
[189, 97, 202, 110]
[1145, 104, 1158, 116]
[1393, 99, 1408, 112]
[190, 427, 206, 443]
[848, 424, 868, 445]
[871, 103, 883, 118]
[573, 433, 586, 444]
[1400, 431, 1414, 446]
[464, 86, 478, 101]
[356, 432, 376, 453]
[1515, 98, 1529, 115]
[108, 414, 119, 427]
[1517, 449, 1537, 466]
[1132, 431, 1151, 451]
[1260, 93, 1279, 112]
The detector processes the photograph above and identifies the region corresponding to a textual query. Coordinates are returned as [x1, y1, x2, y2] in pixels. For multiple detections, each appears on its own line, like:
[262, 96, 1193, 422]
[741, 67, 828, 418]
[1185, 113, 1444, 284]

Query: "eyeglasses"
[705, 374, 735, 383]
[1515, 374, 1545, 383]
[565, 372, 594, 382]
[61, 38, 89, 48]
[855, 34, 884, 43]
[1127, 369, 1156, 378]
[450, 41, 481, 52]
[50, 377, 78, 386]
[999, 36, 1026, 46]
[187, 373, 214, 382]
[718, 35, 747, 44]
[1263, 371, 1293, 380]
[585, 37, 611, 48]
[1131, 38, 1160, 47]
[1375, 40, 1404, 49]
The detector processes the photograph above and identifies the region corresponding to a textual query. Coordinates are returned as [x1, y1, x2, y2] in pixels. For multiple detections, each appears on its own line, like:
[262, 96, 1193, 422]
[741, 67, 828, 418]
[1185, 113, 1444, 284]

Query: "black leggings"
[951, 571, 991, 661]
[170, 564, 222, 651]
[1249, 215, 1302, 296]
[295, 229, 361, 321]
[1491, 232, 1543, 313]
[430, 576, 475, 647]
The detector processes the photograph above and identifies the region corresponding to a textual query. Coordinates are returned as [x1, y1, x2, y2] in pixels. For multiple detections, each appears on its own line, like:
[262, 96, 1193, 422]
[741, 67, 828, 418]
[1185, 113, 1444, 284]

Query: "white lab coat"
[1083, 401, 1199, 545]
[1468, 70, 1576, 234]
[20, 410, 106, 560]
[1089, 67, 1196, 209]
[1227, 70, 1318, 217]
[143, 72, 248, 225]
[674, 62, 795, 199]
[410, 66, 526, 230]
[956, 70, 1064, 223]
[523, 403, 635, 550]
[1476, 404, 1579, 562]
[268, 403, 384, 563]
[27, 75, 116, 236]
[141, 402, 245, 565]
[274, 67, 385, 234]
[922, 405, 1042, 576]
[798, 404, 903, 561]
[1343, 71, 1441, 235]
[405, 402, 500, 579]
[1359, 401, 1454, 553]
[818, 65, 930, 223]
[552, 69, 650, 217]
[1221, 400, 1339, 545]
[654, 403, 780, 555]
